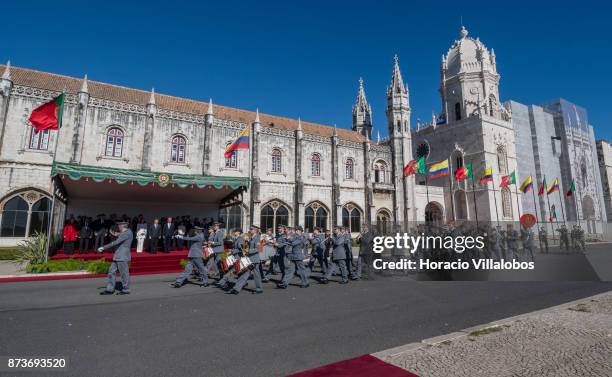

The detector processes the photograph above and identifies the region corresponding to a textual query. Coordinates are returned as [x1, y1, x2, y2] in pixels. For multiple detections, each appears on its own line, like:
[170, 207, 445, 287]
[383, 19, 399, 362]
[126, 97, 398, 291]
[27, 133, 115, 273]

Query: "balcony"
[373, 182, 395, 192]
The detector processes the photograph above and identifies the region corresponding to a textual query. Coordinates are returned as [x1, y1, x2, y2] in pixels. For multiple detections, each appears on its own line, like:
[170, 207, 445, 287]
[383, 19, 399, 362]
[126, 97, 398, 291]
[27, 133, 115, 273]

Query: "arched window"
[497, 146, 508, 175]
[0, 192, 51, 238]
[454, 190, 468, 220]
[376, 209, 392, 235]
[501, 188, 512, 218]
[345, 159, 354, 180]
[0, 196, 29, 237]
[105, 127, 124, 157]
[271, 148, 282, 173]
[225, 141, 237, 168]
[171, 135, 187, 163]
[425, 202, 443, 226]
[374, 160, 388, 184]
[219, 205, 242, 231]
[455, 102, 462, 121]
[489, 95, 496, 117]
[342, 204, 362, 233]
[455, 154, 464, 169]
[311, 153, 321, 177]
[396, 120, 401, 133]
[29, 129, 50, 150]
[305, 202, 328, 231]
[260, 201, 289, 234]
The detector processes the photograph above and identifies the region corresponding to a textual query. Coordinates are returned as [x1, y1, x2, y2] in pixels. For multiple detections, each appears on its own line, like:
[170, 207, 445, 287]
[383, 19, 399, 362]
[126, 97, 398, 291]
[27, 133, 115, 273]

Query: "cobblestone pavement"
[379, 291, 612, 377]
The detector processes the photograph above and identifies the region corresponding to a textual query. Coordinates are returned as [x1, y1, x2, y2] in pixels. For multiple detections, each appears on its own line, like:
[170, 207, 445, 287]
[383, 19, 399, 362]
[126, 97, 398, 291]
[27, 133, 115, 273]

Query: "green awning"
[51, 162, 249, 190]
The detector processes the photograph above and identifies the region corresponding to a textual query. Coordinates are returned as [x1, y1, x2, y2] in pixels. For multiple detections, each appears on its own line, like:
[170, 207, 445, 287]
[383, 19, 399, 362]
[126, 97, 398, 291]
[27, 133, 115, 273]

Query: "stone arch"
[375, 208, 392, 234]
[425, 201, 444, 226]
[373, 159, 389, 184]
[342, 202, 363, 233]
[0, 188, 52, 238]
[304, 201, 330, 231]
[454, 190, 468, 220]
[260, 199, 292, 233]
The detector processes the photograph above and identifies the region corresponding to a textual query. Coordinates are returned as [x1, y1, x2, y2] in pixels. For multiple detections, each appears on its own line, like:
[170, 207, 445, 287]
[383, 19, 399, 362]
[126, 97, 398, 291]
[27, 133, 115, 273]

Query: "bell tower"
[352, 78, 372, 138]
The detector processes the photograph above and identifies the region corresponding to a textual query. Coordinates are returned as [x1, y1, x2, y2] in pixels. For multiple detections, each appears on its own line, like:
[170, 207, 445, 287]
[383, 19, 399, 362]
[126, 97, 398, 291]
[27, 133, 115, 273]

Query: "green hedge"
[0, 247, 20, 260]
[26, 258, 111, 274]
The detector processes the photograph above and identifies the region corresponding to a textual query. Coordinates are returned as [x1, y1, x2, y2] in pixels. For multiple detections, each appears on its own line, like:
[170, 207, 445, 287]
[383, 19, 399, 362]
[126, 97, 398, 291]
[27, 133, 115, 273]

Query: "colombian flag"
[519, 176, 533, 193]
[479, 167, 493, 185]
[225, 126, 250, 158]
[428, 160, 449, 179]
[547, 178, 559, 195]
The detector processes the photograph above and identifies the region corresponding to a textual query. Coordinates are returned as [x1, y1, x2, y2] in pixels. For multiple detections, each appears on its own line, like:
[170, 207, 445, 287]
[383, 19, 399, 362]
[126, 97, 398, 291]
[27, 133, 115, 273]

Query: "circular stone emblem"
[158, 173, 170, 186]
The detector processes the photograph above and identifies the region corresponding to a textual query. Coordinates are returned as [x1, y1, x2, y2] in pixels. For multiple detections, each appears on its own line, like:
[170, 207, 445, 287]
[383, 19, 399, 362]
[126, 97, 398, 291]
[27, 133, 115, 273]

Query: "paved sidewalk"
[374, 291, 612, 377]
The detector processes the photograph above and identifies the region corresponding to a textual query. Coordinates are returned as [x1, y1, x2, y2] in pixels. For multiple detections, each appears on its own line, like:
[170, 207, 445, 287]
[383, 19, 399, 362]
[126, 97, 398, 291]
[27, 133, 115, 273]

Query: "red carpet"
[51, 248, 189, 274]
[287, 355, 419, 377]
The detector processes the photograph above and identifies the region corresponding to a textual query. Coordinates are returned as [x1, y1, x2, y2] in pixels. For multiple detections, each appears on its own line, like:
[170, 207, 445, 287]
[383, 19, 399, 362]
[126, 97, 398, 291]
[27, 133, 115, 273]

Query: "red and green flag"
[538, 178, 547, 196]
[454, 163, 473, 181]
[403, 156, 426, 176]
[28, 93, 65, 131]
[566, 180, 575, 197]
[549, 204, 557, 222]
[500, 171, 516, 188]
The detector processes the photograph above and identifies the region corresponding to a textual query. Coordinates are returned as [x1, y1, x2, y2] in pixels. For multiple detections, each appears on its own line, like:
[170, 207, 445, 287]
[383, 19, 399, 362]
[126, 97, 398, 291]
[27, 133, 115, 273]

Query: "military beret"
[296, 226, 304, 231]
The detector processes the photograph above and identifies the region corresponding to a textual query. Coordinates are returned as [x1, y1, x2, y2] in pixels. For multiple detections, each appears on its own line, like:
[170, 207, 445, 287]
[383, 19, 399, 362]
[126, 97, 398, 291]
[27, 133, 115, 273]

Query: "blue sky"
[3, 1, 610, 139]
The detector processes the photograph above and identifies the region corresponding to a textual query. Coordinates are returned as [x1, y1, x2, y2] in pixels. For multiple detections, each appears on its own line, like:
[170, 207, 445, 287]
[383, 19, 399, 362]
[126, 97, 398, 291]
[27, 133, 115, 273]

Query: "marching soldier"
[278, 226, 309, 289]
[343, 228, 355, 279]
[575, 225, 586, 253]
[557, 225, 569, 251]
[227, 226, 263, 295]
[308, 228, 327, 273]
[488, 226, 502, 260]
[208, 222, 226, 278]
[521, 225, 536, 261]
[321, 227, 349, 284]
[98, 221, 133, 295]
[506, 225, 519, 260]
[269, 225, 288, 279]
[354, 225, 374, 280]
[216, 229, 244, 290]
[538, 226, 549, 253]
[171, 226, 209, 288]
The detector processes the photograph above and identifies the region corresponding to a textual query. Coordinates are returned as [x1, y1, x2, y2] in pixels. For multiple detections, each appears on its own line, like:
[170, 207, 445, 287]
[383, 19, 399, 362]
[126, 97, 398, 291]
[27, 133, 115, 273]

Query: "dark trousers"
[308, 251, 327, 273]
[277, 250, 286, 278]
[163, 236, 174, 253]
[78, 238, 90, 252]
[149, 237, 159, 253]
[94, 234, 105, 251]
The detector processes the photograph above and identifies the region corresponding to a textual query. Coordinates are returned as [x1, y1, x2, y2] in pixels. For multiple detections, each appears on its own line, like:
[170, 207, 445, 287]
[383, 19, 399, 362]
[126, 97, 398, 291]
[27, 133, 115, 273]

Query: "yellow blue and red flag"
[225, 126, 250, 158]
[519, 176, 533, 193]
[428, 160, 449, 179]
[547, 178, 559, 195]
[479, 167, 493, 185]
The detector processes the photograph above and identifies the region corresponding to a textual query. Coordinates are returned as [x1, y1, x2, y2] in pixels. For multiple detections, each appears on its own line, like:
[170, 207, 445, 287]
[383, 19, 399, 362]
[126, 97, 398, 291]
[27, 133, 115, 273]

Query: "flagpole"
[530, 178, 539, 225]
[490, 170, 500, 227]
[469, 160, 479, 227]
[448, 158, 455, 223]
[572, 181, 581, 227]
[505, 152, 521, 221]
[557, 187, 566, 225]
[543, 175, 556, 241]
[46, 90, 65, 262]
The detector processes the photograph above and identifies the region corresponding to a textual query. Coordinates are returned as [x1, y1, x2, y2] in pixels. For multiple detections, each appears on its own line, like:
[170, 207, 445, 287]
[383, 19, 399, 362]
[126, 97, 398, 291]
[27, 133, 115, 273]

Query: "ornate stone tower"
[440, 26, 500, 124]
[352, 78, 372, 138]
[386, 55, 415, 226]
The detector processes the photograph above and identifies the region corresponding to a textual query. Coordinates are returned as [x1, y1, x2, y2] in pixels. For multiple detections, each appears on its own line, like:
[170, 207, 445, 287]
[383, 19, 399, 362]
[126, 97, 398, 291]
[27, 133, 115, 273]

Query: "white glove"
[97, 247, 104, 253]
[176, 235, 183, 239]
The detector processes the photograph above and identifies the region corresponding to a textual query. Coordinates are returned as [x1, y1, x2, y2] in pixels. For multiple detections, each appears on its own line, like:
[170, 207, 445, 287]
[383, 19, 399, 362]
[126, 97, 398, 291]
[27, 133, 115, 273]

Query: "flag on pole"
[28, 93, 65, 131]
[566, 180, 575, 197]
[500, 175, 510, 188]
[549, 204, 557, 222]
[454, 163, 472, 181]
[428, 160, 449, 179]
[538, 178, 547, 196]
[547, 178, 559, 195]
[224, 126, 250, 158]
[508, 171, 516, 185]
[479, 167, 493, 185]
[519, 176, 533, 193]
[403, 156, 425, 176]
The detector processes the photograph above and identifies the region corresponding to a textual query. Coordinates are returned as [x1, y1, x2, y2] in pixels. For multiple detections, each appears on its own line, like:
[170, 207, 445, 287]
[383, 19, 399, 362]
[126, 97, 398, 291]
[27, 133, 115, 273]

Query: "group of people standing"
[96, 219, 376, 296]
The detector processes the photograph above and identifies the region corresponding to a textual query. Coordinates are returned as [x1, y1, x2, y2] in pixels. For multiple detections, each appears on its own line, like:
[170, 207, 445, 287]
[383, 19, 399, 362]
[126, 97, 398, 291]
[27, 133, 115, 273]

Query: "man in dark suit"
[163, 217, 175, 253]
[93, 214, 107, 251]
[148, 218, 161, 254]
[78, 219, 93, 252]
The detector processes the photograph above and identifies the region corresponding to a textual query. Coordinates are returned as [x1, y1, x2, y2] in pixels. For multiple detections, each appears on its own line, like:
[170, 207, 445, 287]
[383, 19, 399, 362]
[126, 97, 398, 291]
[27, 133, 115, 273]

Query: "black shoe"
[350, 276, 360, 281]
[254, 289, 264, 294]
[200, 283, 209, 287]
[225, 289, 239, 295]
[339, 280, 349, 284]
[170, 283, 181, 288]
[262, 278, 270, 283]
[99, 290, 114, 295]
[300, 284, 310, 288]
[276, 284, 287, 289]
[117, 291, 130, 295]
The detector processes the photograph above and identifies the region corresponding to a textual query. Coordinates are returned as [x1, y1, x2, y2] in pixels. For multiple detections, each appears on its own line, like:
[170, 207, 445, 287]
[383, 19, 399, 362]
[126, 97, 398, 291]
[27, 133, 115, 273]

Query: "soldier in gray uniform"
[354, 225, 374, 280]
[98, 222, 133, 295]
[343, 228, 355, 279]
[521, 225, 536, 261]
[270, 225, 288, 279]
[538, 226, 549, 253]
[278, 226, 309, 289]
[321, 227, 349, 284]
[574, 225, 586, 253]
[488, 226, 502, 260]
[557, 225, 570, 251]
[227, 226, 263, 295]
[216, 229, 244, 290]
[506, 225, 519, 260]
[308, 228, 327, 273]
[171, 226, 209, 288]
[208, 222, 225, 279]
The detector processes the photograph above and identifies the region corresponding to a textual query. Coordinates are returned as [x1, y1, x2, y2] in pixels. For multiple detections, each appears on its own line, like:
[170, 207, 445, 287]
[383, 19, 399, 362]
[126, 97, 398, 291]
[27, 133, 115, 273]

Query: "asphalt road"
[1, 247, 611, 377]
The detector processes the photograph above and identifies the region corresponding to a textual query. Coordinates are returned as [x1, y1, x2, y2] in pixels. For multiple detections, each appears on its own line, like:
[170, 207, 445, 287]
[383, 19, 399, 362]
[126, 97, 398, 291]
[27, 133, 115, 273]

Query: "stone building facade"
[596, 140, 612, 222]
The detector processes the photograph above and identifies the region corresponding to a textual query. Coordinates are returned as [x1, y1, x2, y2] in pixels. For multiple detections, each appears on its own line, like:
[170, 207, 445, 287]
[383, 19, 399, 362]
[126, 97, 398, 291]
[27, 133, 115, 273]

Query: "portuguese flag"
[28, 93, 65, 131]
[566, 180, 575, 197]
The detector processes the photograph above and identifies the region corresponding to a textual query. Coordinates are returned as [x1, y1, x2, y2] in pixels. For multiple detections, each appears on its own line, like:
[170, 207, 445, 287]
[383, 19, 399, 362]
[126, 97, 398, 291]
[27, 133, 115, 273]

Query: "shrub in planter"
[14, 232, 48, 266]
[87, 259, 111, 274]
